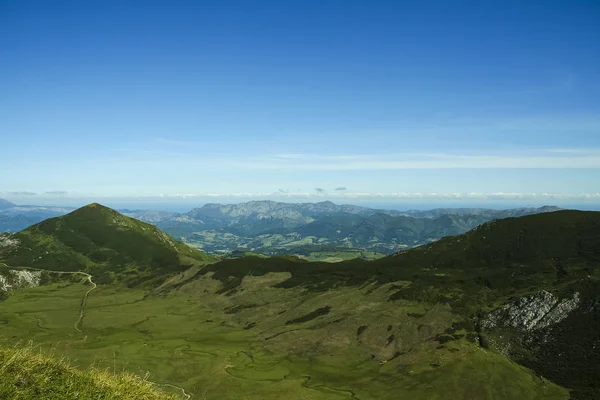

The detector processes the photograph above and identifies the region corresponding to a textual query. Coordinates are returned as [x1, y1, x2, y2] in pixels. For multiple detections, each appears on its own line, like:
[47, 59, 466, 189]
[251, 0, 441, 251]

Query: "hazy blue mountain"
[0, 215, 44, 233]
[0, 203, 75, 232]
[118, 209, 177, 223]
[157, 201, 561, 236]
[399, 205, 562, 218]
[0, 199, 16, 210]
[155, 201, 563, 255]
[0, 205, 75, 217]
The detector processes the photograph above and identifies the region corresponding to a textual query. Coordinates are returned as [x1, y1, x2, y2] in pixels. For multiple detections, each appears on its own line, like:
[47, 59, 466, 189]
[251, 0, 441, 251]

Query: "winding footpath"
[2, 262, 193, 399]
[5, 265, 98, 333]
[1, 262, 96, 332]
[147, 379, 192, 400]
[73, 272, 97, 332]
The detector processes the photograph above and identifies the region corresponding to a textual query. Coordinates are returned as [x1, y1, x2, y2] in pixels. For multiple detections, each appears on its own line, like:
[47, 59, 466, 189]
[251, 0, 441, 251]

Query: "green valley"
[154, 201, 562, 257]
[1, 204, 599, 399]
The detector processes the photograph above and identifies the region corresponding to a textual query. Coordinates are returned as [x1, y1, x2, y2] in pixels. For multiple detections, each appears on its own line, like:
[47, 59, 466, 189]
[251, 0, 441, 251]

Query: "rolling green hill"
[1, 207, 598, 399]
[174, 210, 600, 398]
[195, 210, 600, 295]
[0, 203, 213, 286]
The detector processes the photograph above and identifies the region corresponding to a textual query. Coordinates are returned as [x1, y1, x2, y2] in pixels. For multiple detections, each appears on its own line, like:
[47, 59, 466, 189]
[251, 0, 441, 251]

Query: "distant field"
[225, 248, 387, 262]
[0, 277, 568, 400]
[181, 231, 408, 257]
[297, 250, 387, 262]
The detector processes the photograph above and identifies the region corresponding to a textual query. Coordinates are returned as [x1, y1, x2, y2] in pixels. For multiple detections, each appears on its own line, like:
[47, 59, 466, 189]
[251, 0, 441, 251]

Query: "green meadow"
[0, 275, 568, 400]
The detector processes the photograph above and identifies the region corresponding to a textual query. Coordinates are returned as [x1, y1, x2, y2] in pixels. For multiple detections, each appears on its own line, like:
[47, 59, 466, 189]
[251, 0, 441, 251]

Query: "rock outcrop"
[0, 269, 42, 294]
[481, 290, 580, 332]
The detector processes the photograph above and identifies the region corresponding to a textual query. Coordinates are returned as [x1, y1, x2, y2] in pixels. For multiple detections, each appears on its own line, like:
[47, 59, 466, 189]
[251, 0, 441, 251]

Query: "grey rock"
[481, 290, 580, 332]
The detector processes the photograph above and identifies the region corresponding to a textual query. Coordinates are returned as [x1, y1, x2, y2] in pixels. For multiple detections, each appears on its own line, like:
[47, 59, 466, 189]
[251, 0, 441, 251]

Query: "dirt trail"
[157, 383, 192, 400]
[74, 273, 97, 332]
[3, 263, 192, 400]
[5, 265, 97, 333]
[145, 372, 192, 400]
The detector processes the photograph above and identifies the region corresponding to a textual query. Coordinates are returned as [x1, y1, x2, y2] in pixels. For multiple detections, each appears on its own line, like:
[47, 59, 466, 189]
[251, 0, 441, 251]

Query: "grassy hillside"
[0, 279, 568, 400]
[180, 210, 599, 398]
[0, 203, 213, 286]
[196, 210, 600, 308]
[0, 344, 178, 400]
[1, 208, 597, 398]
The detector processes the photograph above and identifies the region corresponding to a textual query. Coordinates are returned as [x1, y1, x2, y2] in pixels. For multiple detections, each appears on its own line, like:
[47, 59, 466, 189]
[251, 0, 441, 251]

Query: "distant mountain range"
[0, 199, 562, 257]
[150, 201, 562, 255]
[0, 204, 76, 232]
[0, 199, 16, 210]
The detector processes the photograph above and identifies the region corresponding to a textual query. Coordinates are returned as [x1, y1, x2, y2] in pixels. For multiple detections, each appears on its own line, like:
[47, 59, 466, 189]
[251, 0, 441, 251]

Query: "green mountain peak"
[1, 204, 213, 286]
[61, 202, 126, 221]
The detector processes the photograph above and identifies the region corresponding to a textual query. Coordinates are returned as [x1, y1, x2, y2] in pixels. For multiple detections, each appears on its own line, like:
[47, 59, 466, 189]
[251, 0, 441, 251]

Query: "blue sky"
[1, 0, 600, 208]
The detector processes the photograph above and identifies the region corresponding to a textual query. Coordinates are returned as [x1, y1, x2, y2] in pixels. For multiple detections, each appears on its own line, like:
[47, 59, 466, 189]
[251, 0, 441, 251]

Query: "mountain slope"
[196, 210, 599, 297]
[1, 209, 592, 399]
[167, 210, 600, 398]
[0, 203, 213, 286]
[292, 206, 563, 244]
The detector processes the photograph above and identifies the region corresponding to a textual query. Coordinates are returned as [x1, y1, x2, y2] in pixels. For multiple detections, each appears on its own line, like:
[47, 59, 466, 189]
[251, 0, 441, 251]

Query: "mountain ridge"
[155, 209, 600, 399]
[154, 201, 564, 254]
[193, 210, 600, 298]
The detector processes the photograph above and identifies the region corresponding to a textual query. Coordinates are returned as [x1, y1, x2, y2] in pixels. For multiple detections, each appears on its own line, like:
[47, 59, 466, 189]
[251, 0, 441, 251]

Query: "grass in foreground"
[0, 343, 179, 400]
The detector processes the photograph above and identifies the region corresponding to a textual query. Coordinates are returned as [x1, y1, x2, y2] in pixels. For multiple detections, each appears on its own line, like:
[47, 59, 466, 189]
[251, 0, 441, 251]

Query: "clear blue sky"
[1, 0, 600, 207]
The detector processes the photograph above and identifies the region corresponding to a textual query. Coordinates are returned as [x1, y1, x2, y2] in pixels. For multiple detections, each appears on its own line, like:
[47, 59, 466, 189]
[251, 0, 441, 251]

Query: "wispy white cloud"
[112, 148, 192, 158]
[7, 191, 37, 196]
[233, 149, 600, 170]
[106, 146, 600, 171]
[45, 191, 68, 195]
[540, 148, 600, 155]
